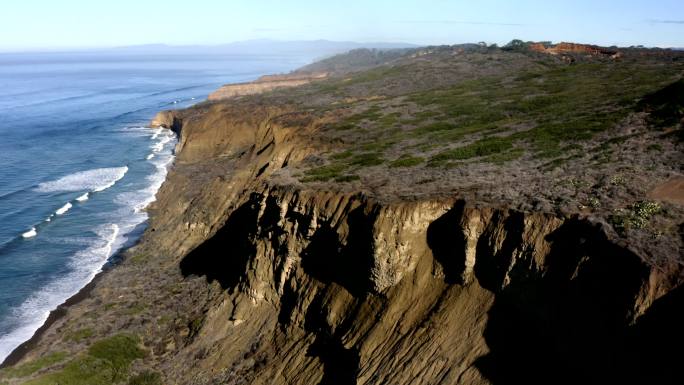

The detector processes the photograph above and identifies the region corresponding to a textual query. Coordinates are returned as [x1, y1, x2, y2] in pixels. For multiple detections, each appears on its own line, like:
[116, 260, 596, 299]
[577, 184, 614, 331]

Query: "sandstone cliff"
[103, 102, 682, 384]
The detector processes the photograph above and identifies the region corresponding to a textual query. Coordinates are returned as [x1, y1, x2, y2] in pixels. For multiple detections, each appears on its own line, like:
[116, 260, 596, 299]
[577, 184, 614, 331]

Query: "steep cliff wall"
[169, 186, 672, 385]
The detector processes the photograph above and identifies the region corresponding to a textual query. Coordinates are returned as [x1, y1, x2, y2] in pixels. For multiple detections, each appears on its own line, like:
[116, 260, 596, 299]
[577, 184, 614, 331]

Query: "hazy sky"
[1, 0, 683, 51]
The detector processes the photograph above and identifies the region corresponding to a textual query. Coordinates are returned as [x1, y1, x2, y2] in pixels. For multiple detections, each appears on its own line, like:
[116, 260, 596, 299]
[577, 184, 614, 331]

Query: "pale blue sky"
[2, 0, 683, 51]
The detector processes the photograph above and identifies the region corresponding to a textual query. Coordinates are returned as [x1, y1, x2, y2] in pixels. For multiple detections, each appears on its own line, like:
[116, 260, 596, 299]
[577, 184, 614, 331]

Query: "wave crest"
[21, 228, 37, 238]
[55, 202, 72, 215]
[35, 167, 128, 193]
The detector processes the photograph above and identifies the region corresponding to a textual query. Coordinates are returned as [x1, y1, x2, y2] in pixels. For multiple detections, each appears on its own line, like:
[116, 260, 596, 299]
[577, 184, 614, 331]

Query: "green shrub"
[302, 164, 348, 182]
[632, 201, 662, 224]
[415, 122, 456, 134]
[389, 156, 424, 168]
[610, 174, 626, 186]
[1, 352, 67, 378]
[484, 148, 524, 164]
[334, 174, 361, 182]
[349, 153, 384, 167]
[88, 334, 145, 378]
[588, 197, 601, 209]
[431, 136, 513, 162]
[24, 334, 145, 385]
[610, 201, 662, 234]
[24, 356, 113, 385]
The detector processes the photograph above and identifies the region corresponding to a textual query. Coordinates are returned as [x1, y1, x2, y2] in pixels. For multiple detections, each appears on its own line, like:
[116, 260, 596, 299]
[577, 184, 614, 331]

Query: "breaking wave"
[21, 228, 37, 238]
[0, 224, 120, 360]
[35, 167, 129, 194]
[55, 202, 72, 216]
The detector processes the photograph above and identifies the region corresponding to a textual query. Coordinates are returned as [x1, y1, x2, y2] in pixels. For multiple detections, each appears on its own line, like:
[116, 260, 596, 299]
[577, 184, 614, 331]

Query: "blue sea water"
[0, 51, 310, 360]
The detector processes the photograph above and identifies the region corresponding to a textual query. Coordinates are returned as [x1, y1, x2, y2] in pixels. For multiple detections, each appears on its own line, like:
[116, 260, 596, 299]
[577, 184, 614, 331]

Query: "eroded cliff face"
[140, 104, 681, 385]
[164, 189, 677, 385]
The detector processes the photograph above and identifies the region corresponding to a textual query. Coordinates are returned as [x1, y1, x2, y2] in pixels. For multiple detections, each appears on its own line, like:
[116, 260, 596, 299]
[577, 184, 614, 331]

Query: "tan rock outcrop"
[208, 72, 327, 101]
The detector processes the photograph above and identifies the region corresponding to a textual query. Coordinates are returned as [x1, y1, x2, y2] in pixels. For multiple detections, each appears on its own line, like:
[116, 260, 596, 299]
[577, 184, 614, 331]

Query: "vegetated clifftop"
[208, 73, 328, 101]
[2, 43, 684, 385]
[207, 47, 417, 102]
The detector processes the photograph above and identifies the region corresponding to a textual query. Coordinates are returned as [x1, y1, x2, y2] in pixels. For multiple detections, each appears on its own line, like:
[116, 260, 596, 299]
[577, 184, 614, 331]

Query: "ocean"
[0, 50, 310, 361]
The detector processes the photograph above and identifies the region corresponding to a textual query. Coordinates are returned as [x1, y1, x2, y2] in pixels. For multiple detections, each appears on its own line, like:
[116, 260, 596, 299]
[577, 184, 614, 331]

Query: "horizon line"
[0, 38, 680, 55]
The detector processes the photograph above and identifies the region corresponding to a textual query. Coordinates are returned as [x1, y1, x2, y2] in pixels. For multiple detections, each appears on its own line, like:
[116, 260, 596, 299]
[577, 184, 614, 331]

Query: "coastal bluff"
[207, 72, 328, 101]
[1, 44, 683, 385]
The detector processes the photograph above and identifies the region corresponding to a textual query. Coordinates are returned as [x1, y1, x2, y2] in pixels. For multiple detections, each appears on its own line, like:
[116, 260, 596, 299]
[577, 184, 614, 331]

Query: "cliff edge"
[208, 73, 328, 101]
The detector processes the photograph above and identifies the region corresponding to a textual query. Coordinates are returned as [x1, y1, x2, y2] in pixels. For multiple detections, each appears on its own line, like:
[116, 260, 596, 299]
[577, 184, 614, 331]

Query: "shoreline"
[0, 263, 108, 368]
[0, 62, 306, 372]
[0, 219, 150, 368]
[0, 206, 158, 368]
[0, 127, 178, 369]
[0, 72, 266, 368]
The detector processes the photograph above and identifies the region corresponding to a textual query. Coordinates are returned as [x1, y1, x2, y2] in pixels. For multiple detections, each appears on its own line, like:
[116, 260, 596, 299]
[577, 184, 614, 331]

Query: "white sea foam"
[146, 154, 155, 160]
[92, 167, 128, 192]
[117, 132, 176, 214]
[0, 224, 120, 361]
[22, 228, 37, 238]
[151, 128, 163, 140]
[151, 134, 172, 153]
[55, 202, 72, 215]
[75, 193, 89, 202]
[35, 167, 128, 193]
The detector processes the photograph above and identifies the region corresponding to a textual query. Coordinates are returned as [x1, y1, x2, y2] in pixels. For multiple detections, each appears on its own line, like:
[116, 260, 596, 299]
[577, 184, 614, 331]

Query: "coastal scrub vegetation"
[299, 47, 683, 180]
[609, 201, 662, 234]
[0, 352, 68, 378]
[1, 334, 147, 385]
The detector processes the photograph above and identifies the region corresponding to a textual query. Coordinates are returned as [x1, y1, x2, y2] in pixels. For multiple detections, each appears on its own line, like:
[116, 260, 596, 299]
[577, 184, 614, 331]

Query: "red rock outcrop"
[529, 42, 621, 59]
